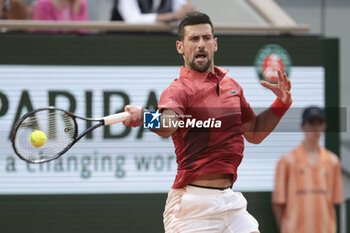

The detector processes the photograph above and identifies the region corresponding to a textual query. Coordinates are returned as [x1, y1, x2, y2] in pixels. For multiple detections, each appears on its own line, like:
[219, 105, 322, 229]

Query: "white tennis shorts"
[163, 185, 259, 233]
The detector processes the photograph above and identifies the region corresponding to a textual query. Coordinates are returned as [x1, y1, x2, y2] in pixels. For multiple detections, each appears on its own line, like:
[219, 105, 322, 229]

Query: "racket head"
[11, 107, 78, 163]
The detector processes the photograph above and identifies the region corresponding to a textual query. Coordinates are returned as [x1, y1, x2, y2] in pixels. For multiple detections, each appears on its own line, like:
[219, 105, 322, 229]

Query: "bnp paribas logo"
[254, 44, 292, 83]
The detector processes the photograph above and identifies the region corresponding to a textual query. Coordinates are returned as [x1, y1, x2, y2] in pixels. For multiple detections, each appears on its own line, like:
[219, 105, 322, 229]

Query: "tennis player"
[123, 11, 292, 233]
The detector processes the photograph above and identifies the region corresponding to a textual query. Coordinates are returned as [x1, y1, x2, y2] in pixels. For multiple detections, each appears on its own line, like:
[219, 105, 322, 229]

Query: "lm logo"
[143, 110, 161, 129]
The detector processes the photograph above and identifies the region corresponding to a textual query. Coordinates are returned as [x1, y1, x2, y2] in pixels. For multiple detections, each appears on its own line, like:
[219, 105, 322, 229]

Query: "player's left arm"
[242, 70, 292, 144]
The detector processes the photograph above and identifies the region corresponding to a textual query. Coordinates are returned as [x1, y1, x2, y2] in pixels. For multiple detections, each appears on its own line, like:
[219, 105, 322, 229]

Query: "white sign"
[0, 65, 324, 194]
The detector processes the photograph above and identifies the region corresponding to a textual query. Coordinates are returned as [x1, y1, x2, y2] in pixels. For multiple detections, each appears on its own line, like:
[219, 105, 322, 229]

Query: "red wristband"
[271, 98, 292, 117]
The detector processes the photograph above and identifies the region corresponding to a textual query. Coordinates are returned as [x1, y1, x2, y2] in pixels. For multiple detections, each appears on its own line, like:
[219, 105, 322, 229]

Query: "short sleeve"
[240, 89, 256, 124]
[332, 158, 343, 204]
[158, 82, 186, 116]
[273, 157, 288, 204]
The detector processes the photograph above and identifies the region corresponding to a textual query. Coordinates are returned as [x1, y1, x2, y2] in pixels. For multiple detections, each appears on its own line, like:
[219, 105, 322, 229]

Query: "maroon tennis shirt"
[158, 66, 256, 189]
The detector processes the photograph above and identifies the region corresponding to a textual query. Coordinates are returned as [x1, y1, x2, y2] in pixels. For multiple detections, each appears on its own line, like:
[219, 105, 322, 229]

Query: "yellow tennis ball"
[30, 130, 47, 148]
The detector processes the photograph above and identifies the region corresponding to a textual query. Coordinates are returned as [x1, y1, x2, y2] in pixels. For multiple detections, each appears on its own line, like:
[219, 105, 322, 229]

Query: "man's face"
[176, 24, 217, 73]
[302, 118, 326, 143]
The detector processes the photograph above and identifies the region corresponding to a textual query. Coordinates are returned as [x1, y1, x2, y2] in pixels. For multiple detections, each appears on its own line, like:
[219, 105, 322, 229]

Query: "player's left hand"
[260, 70, 292, 105]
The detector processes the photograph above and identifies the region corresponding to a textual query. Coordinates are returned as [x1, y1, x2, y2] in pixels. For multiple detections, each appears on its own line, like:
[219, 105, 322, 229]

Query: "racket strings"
[13, 109, 76, 163]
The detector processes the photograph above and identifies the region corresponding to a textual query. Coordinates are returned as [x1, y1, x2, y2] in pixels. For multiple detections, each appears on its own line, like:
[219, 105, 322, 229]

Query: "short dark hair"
[302, 106, 327, 124]
[178, 11, 214, 41]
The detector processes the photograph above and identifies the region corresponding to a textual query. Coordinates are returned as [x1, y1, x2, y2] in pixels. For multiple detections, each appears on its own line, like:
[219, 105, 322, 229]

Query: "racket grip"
[103, 112, 130, 125]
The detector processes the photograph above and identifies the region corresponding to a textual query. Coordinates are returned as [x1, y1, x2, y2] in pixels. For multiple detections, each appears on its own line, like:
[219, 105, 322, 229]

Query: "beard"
[189, 58, 212, 73]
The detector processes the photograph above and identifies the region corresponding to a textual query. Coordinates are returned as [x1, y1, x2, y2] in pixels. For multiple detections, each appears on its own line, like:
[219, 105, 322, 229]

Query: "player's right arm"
[123, 79, 185, 137]
[151, 109, 180, 137]
[122, 105, 179, 138]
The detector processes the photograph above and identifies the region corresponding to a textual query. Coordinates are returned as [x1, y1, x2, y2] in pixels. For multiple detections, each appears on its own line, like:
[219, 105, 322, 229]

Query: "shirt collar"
[179, 65, 228, 83]
[296, 143, 328, 164]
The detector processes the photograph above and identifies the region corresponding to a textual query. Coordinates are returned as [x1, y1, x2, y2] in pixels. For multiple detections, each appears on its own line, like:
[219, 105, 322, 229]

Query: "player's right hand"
[123, 105, 143, 127]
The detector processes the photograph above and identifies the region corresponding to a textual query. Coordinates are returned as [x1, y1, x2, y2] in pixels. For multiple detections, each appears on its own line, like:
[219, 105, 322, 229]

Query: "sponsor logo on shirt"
[230, 90, 237, 95]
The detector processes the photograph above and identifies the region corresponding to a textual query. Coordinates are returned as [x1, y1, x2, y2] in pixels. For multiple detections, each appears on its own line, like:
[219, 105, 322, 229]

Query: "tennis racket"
[11, 106, 130, 164]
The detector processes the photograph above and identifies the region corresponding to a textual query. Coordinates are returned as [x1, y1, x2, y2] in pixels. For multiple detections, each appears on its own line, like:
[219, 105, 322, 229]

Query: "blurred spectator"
[272, 106, 343, 233]
[32, 0, 88, 33]
[0, 0, 28, 19]
[111, 0, 194, 24]
[21, 0, 37, 19]
[33, 0, 88, 21]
